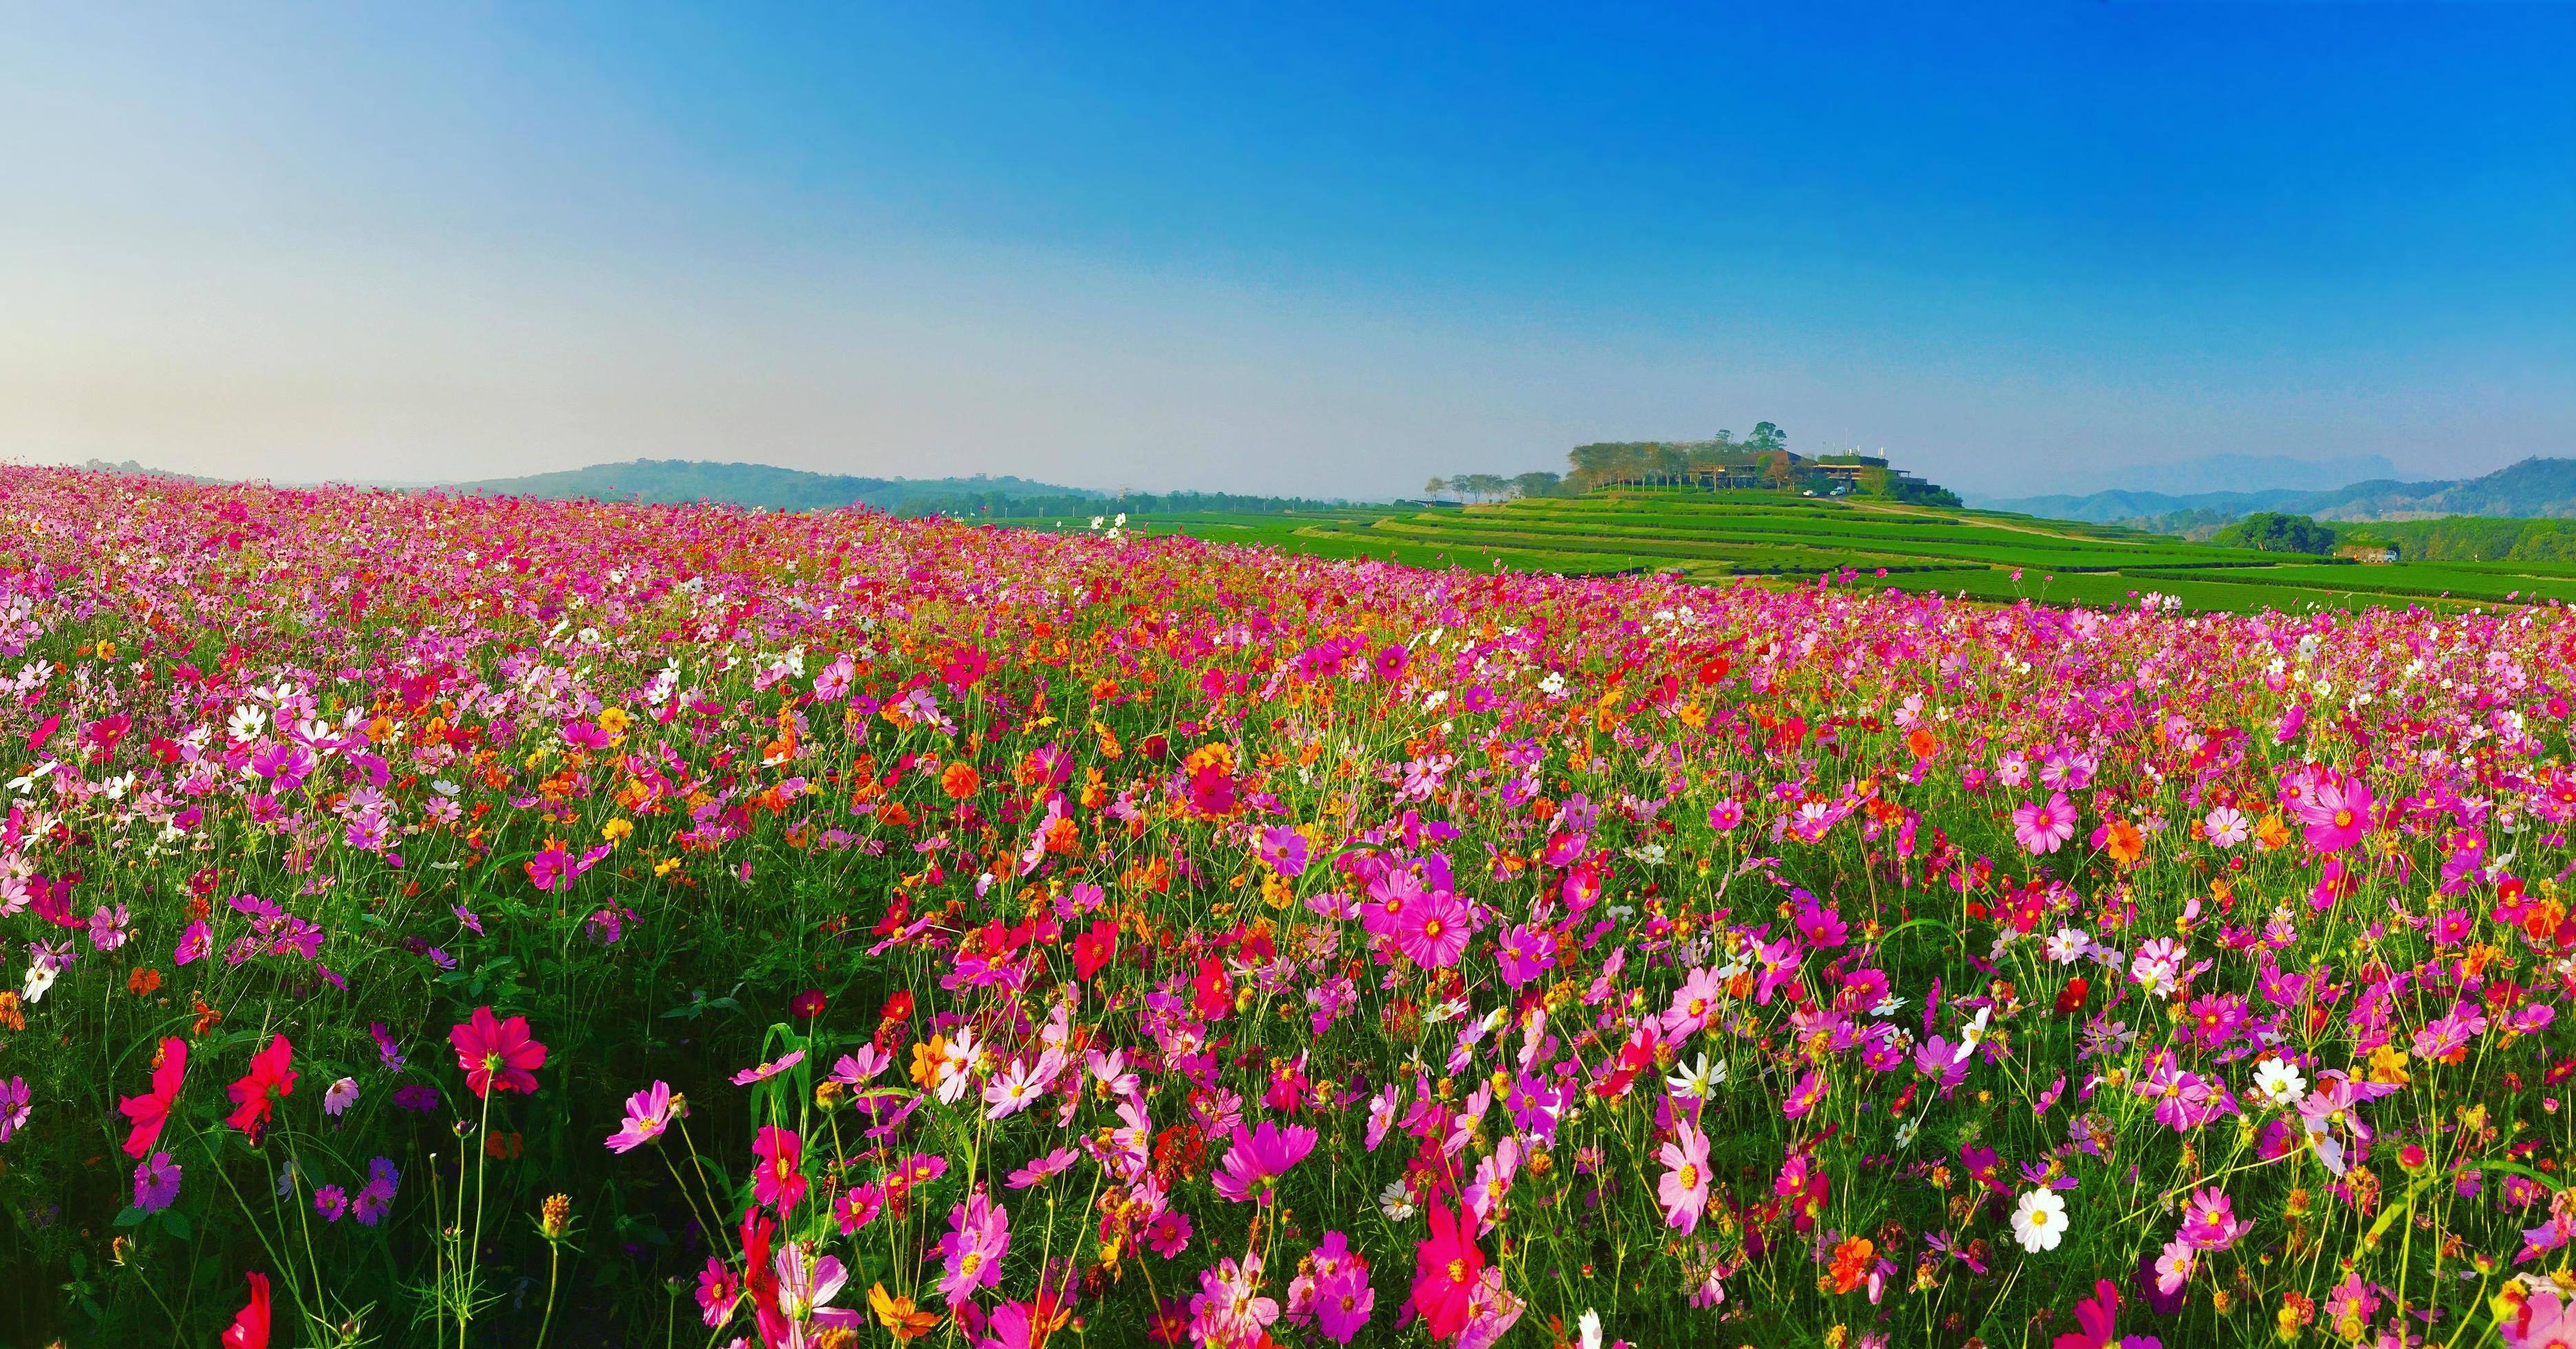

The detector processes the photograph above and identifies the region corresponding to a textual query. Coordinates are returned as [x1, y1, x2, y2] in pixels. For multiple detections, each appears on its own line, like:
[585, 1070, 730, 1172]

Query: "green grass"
[991, 490, 2564, 613]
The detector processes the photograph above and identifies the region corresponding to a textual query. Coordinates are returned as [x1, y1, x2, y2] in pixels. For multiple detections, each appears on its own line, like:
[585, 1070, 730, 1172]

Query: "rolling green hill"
[1035, 489, 2576, 614]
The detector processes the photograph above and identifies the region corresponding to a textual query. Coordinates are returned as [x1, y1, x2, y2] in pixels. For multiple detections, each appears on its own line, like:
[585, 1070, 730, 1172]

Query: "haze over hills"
[447, 459, 1101, 511]
[1982, 457, 2576, 531]
[2037, 452, 2397, 498]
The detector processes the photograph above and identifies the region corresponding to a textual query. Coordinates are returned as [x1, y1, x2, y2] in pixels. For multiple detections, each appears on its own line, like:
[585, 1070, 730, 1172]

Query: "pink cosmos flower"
[2296, 774, 2373, 853]
[1006, 1147, 1080, 1189]
[937, 1191, 1011, 1306]
[2178, 1186, 2251, 1251]
[835, 1183, 884, 1235]
[605, 1081, 677, 1153]
[2012, 792, 2078, 855]
[1256, 826, 1312, 878]
[1145, 1209, 1194, 1257]
[1662, 966, 1724, 1038]
[1781, 1070, 1827, 1120]
[1313, 1266, 1375, 1344]
[1656, 1123, 1711, 1233]
[731, 1049, 806, 1086]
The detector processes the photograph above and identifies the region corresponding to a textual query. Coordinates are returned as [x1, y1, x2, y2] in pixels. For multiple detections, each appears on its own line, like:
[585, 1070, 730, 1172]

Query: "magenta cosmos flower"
[449, 1006, 546, 1097]
[1213, 1119, 1319, 1204]
[1393, 889, 1470, 969]
[751, 1125, 808, 1214]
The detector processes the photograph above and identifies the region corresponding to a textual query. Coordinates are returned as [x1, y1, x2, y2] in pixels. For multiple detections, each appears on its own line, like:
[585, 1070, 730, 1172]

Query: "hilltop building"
[1600, 451, 1944, 500]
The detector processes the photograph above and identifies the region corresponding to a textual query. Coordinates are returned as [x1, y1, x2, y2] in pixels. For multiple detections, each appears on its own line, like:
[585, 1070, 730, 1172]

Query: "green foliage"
[2212, 512, 2339, 554]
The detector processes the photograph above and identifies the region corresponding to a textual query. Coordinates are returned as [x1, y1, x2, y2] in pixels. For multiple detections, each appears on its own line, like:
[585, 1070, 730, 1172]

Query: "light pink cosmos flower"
[1656, 1123, 1710, 1233]
[937, 1191, 1010, 1306]
[773, 1240, 862, 1335]
[1188, 1251, 1279, 1349]
[1007, 1147, 1079, 1189]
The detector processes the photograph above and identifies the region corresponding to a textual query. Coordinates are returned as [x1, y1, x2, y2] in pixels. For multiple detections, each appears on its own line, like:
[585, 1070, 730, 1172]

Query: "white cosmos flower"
[2252, 1059, 2308, 1107]
[1665, 1053, 1726, 1101]
[1955, 1008, 1992, 1063]
[2011, 1188, 2068, 1253]
[22, 964, 56, 1004]
[2045, 928, 2090, 965]
[1377, 1180, 1417, 1221]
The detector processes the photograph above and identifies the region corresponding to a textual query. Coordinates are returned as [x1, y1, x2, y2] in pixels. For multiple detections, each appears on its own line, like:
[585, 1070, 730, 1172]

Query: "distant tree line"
[892, 489, 1360, 520]
[1421, 472, 1565, 502]
[1424, 422, 1958, 508]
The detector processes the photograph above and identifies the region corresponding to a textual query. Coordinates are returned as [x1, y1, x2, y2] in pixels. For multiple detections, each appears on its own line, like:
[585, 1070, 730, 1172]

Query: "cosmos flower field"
[10, 466, 2576, 1348]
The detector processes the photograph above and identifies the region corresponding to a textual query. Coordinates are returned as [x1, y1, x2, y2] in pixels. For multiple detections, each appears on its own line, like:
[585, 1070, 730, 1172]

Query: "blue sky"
[3, 3, 2571, 498]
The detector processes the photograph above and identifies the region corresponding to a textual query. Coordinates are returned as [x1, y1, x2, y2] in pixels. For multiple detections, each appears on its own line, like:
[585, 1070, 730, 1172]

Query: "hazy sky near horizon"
[5, 4, 2573, 498]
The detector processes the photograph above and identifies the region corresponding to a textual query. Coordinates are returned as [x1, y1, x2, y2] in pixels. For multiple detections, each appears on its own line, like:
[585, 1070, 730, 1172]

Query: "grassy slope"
[998, 491, 2558, 613]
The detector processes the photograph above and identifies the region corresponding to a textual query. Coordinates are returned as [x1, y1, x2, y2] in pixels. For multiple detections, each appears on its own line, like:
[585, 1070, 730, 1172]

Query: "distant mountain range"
[2034, 452, 2399, 499]
[449, 459, 1102, 511]
[1982, 457, 2576, 531]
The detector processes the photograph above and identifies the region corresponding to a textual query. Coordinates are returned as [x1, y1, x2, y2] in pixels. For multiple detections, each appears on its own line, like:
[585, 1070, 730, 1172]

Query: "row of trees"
[1422, 471, 1564, 502]
[1564, 424, 1794, 491]
[1430, 425, 1800, 500]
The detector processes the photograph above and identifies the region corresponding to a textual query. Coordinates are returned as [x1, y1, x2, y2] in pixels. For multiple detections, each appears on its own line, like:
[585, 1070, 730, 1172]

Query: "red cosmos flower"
[2056, 976, 2090, 1016]
[740, 1206, 787, 1348]
[118, 1036, 188, 1158]
[1410, 1202, 1486, 1341]
[450, 1006, 547, 1097]
[224, 1035, 297, 1144]
[222, 1271, 270, 1349]
[790, 988, 828, 1019]
[1072, 920, 1119, 981]
[1190, 956, 1232, 1021]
